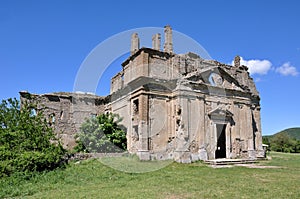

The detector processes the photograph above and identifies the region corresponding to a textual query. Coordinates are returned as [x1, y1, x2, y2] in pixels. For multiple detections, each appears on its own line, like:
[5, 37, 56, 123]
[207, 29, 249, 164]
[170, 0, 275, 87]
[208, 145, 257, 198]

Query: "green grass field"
[1, 152, 300, 199]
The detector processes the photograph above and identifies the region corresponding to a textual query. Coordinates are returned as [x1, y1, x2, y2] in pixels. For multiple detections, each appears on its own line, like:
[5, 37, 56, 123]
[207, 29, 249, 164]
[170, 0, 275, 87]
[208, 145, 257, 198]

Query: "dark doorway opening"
[215, 124, 226, 159]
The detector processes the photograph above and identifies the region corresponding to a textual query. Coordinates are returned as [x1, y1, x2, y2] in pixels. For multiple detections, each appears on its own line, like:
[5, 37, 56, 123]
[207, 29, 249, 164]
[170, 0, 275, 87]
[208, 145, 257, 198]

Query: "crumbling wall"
[19, 91, 109, 149]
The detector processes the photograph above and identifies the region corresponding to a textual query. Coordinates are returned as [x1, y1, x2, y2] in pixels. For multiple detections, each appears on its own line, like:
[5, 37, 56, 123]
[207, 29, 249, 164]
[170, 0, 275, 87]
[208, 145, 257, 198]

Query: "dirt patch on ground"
[235, 164, 283, 169]
[209, 165, 234, 168]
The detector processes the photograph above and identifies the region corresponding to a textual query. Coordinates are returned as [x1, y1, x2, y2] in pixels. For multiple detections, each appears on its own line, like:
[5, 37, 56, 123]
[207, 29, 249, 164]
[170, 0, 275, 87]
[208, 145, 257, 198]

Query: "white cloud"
[232, 57, 272, 75]
[275, 62, 299, 76]
[241, 57, 272, 75]
[231, 57, 298, 77]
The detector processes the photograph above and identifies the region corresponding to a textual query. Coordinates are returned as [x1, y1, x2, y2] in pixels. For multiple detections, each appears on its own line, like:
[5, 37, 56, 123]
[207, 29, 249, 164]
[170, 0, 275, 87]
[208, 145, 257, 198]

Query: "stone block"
[137, 150, 150, 161]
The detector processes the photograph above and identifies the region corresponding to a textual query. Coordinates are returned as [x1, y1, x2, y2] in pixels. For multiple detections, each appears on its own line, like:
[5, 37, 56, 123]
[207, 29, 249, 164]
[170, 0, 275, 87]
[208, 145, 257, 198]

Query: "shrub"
[0, 98, 66, 177]
[74, 113, 127, 153]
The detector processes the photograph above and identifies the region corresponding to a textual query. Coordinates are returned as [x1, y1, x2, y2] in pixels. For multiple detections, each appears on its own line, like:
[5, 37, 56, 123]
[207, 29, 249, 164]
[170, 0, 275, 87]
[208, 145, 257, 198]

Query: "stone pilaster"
[137, 94, 150, 160]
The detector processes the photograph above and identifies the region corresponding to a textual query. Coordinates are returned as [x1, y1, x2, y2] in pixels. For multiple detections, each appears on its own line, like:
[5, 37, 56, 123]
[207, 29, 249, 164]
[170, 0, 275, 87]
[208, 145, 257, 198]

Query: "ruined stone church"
[20, 25, 264, 162]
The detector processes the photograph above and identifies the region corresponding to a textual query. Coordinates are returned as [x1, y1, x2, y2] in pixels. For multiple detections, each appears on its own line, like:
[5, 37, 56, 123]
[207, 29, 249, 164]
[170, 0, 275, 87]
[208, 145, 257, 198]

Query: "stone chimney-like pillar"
[152, 33, 161, 51]
[234, 55, 241, 67]
[164, 25, 173, 53]
[131, 33, 140, 55]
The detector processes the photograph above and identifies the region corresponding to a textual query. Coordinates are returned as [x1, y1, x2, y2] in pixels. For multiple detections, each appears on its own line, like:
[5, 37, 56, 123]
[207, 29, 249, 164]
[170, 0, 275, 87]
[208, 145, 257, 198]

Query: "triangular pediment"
[184, 66, 247, 92]
[208, 107, 233, 118]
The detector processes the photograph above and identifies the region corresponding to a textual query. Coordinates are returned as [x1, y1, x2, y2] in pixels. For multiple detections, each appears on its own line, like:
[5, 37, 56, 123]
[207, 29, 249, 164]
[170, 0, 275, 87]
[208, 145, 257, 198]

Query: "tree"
[296, 140, 300, 153]
[262, 136, 271, 146]
[0, 98, 65, 177]
[74, 113, 127, 153]
[270, 133, 298, 153]
[291, 139, 300, 153]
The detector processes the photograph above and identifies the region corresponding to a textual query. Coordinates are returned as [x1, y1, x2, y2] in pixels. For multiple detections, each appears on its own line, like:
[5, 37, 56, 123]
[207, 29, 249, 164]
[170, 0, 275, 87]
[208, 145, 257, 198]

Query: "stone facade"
[20, 25, 264, 162]
[109, 25, 264, 162]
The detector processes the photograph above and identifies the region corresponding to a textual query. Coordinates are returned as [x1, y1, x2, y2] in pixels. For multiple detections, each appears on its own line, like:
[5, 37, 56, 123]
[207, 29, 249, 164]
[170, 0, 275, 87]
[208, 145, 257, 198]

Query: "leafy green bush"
[74, 113, 127, 153]
[0, 98, 66, 177]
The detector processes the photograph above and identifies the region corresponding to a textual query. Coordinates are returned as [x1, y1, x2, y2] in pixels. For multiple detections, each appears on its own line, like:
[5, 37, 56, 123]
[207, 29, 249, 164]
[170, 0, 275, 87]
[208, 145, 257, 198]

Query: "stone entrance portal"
[215, 124, 226, 159]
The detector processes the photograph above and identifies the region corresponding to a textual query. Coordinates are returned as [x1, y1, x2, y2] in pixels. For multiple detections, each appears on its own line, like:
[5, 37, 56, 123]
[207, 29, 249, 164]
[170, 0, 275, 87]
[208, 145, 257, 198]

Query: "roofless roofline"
[122, 47, 173, 67]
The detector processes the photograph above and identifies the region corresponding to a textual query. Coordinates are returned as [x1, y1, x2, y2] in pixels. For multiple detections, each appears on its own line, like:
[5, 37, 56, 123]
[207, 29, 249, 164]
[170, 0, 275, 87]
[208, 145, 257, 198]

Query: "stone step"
[205, 159, 258, 165]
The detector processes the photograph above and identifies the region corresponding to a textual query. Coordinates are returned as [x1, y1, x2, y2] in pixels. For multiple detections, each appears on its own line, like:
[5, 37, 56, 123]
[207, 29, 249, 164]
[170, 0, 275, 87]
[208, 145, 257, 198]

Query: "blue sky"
[0, 0, 299, 135]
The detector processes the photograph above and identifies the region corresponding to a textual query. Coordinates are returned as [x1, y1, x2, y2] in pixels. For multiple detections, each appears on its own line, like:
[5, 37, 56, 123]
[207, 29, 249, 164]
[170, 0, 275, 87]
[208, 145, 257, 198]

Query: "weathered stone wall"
[20, 91, 109, 149]
[123, 50, 149, 87]
[148, 96, 168, 155]
[111, 72, 123, 93]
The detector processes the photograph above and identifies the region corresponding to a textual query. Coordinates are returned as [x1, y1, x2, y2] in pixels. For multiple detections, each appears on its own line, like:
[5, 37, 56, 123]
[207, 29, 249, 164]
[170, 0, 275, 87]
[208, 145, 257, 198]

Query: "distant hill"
[276, 128, 300, 140]
[264, 128, 300, 140]
[262, 128, 300, 153]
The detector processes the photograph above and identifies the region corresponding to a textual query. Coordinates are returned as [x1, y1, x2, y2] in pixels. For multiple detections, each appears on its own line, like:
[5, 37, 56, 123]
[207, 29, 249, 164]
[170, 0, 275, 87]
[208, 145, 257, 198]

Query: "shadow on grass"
[98, 154, 173, 173]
